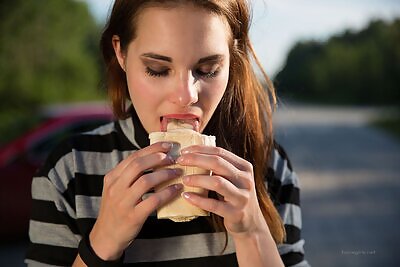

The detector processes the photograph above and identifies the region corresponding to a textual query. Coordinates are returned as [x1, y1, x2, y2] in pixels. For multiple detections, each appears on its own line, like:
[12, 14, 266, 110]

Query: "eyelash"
[145, 67, 219, 79]
[145, 68, 169, 77]
[196, 69, 219, 79]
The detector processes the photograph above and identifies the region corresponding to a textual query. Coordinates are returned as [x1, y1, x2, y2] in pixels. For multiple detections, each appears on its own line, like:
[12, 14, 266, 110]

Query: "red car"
[0, 103, 114, 241]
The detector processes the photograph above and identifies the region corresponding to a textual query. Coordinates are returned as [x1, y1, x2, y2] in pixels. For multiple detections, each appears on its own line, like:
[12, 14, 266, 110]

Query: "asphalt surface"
[274, 104, 400, 267]
[1, 104, 399, 266]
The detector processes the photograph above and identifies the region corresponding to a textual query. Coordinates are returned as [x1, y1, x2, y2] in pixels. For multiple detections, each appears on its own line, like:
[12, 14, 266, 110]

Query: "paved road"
[274, 104, 400, 267]
[1, 105, 399, 266]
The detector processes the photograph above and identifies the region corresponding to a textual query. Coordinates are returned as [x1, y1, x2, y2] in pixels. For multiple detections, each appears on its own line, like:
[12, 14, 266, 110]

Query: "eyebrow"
[141, 53, 225, 64]
[141, 53, 172, 62]
[198, 54, 225, 64]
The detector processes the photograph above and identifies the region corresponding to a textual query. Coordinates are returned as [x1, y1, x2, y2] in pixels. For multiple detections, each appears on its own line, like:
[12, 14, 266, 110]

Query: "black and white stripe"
[26, 113, 309, 266]
[268, 144, 310, 266]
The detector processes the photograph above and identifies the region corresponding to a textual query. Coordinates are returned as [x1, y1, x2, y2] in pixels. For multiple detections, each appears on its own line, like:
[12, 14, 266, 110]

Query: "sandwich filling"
[160, 117, 199, 132]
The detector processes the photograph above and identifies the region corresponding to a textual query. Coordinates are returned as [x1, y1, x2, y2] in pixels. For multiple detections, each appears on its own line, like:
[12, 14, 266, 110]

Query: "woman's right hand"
[88, 142, 182, 260]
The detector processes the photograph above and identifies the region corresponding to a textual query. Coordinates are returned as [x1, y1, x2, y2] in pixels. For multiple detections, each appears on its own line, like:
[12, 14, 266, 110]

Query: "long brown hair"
[100, 0, 285, 244]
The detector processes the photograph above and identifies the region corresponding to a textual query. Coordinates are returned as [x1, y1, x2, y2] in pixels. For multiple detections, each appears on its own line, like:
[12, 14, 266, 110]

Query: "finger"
[123, 168, 182, 206]
[117, 152, 174, 189]
[181, 145, 252, 172]
[109, 142, 174, 180]
[135, 184, 183, 219]
[177, 153, 248, 189]
[182, 192, 237, 220]
[182, 175, 247, 206]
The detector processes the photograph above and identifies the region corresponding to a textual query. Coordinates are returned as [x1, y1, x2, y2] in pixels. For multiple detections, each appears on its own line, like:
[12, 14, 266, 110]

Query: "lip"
[160, 113, 201, 132]
[161, 113, 200, 120]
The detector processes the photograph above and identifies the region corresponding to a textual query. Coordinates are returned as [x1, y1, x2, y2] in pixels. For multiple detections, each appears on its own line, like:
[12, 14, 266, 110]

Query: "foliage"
[274, 19, 400, 106]
[0, 0, 104, 144]
[0, 0, 103, 109]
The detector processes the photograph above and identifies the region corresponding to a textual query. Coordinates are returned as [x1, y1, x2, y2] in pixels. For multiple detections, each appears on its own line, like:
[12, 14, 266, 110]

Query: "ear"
[112, 35, 126, 71]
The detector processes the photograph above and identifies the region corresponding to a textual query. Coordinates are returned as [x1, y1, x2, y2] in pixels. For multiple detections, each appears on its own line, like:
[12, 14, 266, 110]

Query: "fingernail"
[168, 155, 176, 163]
[174, 184, 183, 190]
[182, 192, 190, 199]
[180, 149, 189, 155]
[182, 176, 190, 184]
[171, 143, 181, 153]
[174, 168, 183, 176]
[162, 142, 172, 149]
[176, 156, 184, 163]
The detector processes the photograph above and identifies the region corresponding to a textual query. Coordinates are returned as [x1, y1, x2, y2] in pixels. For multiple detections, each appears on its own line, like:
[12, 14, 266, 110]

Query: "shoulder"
[267, 141, 299, 188]
[266, 141, 300, 208]
[35, 120, 137, 192]
[36, 121, 114, 174]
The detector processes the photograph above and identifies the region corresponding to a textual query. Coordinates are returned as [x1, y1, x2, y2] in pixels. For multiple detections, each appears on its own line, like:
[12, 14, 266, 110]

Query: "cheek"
[204, 72, 229, 106]
[126, 75, 167, 132]
[211, 81, 227, 103]
[199, 77, 228, 127]
[127, 75, 162, 107]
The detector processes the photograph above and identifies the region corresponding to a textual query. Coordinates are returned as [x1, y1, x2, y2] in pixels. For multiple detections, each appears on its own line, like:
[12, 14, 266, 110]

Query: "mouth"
[160, 114, 200, 132]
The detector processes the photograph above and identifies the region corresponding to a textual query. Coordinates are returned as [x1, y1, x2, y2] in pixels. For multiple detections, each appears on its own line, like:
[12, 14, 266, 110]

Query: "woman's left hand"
[177, 145, 268, 237]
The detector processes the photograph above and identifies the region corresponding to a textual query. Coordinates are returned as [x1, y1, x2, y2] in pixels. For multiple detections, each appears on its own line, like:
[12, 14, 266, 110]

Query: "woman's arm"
[234, 228, 284, 267]
[72, 255, 86, 267]
[27, 141, 181, 266]
[178, 145, 284, 267]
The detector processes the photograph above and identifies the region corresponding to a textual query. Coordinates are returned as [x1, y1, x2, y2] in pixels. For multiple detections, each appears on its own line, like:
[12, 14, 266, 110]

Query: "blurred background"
[0, 0, 399, 266]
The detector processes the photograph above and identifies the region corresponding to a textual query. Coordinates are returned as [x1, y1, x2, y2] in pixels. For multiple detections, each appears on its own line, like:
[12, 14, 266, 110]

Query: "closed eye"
[145, 67, 169, 77]
[195, 68, 220, 79]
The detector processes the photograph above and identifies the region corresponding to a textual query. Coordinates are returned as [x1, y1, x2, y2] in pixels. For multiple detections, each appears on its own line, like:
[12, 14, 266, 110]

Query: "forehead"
[129, 4, 231, 60]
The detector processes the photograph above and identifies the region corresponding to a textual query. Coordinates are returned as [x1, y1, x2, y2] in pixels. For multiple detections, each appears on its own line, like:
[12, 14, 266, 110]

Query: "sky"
[83, 0, 400, 76]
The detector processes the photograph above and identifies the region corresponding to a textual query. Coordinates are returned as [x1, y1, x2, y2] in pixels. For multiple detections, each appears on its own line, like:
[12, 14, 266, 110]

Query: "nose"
[169, 71, 198, 107]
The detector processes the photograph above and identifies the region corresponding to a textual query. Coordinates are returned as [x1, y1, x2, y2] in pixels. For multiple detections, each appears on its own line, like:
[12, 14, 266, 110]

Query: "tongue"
[161, 118, 199, 132]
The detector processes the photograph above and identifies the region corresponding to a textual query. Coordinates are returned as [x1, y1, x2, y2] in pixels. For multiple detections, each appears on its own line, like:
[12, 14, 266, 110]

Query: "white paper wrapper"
[149, 130, 215, 222]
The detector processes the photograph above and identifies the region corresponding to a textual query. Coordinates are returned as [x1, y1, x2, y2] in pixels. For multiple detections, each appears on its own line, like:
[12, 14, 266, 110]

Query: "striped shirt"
[26, 111, 310, 267]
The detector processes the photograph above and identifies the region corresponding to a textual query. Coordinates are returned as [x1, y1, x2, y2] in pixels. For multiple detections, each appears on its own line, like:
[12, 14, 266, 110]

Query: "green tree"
[275, 19, 400, 106]
[0, 0, 103, 143]
[0, 0, 103, 110]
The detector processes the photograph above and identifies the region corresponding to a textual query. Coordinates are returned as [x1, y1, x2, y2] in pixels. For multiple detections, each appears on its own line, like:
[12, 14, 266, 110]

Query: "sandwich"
[149, 117, 215, 222]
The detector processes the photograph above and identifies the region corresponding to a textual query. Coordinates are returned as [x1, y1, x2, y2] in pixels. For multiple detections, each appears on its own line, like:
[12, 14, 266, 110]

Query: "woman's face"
[113, 4, 231, 133]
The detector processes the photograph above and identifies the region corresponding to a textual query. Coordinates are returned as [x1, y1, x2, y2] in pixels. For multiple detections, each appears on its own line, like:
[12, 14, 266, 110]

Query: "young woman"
[26, 0, 309, 266]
